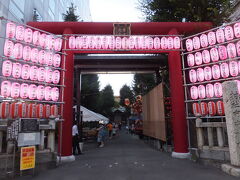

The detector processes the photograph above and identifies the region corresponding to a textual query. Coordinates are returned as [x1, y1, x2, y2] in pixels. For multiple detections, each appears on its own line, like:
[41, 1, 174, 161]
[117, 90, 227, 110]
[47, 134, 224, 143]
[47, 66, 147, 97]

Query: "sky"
[89, 0, 143, 96]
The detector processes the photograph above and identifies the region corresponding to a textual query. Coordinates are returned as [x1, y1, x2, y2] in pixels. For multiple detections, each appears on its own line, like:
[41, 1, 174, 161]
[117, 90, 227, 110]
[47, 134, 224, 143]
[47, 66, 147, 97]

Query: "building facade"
[0, 0, 92, 23]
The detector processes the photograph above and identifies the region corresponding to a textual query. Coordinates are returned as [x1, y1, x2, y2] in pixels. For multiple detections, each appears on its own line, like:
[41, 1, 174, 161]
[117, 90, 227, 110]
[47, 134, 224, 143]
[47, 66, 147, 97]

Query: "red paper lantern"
[51, 105, 59, 117]
[23, 46, 31, 61]
[36, 104, 44, 118]
[210, 48, 219, 62]
[24, 28, 33, 43]
[44, 86, 52, 101]
[28, 84, 37, 100]
[207, 31, 216, 45]
[37, 85, 45, 100]
[82, 36, 88, 49]
[124, 98, 130, 106]
[227, 43, 237, 58]
[30, 66, 38, 81]
[200, 102, 208, 116]
[33, 30, 40, 45]
[214, 82, 223, 97]
[173, 36, 181, 49]
[9, 103, 19, 119]
[0, 102, 10, 119]
[185, 39, 193, 51]
[18, 103, 27, 118]
[220, 63, 230, 78]
[229, 61, 239, 77]
[218, 45, 228, 60]
[204, 66, 212, 81]
[202, 50, 211, 64]
[135, 36, 141, 49]
[234, 23, 240, 38]
[69, 36, 76, 49]
[212, 64, 221, 80]
[200, 34, 208, 48]
[196, 68, 204, 82]
[38, 50, 45, 64]
[193, 36, 200, 50]
[21, 64, 30, 80]
[51, 87, 59, 101]
[31, 48, 39, 63]
[45, 35, 54, 49]
[198, 85, 206, 99]
[195, 52, 202, 65]
[187, 54, 195, 67]
[6, 22, 16, 38]
[224, 26, 234, 41]
[38, 67, 45, 82]
[192, 103, 201, 116]
[129, 36, 135, 49]
[12, 63, 22, 79]
[45, 68, 53, 83]
[46, 52, 53, 66]
[2, 60, 12, 77]
[16, 25, 24, 41]
[43, 104, 51, 118]
[122, 37, 129, 49]
[146, 36, 154, 49]
[11, 82, 20, 98]
[108, 36, 115, 49]
[216, 28, 225, 43]
[216, 101, 225, 116]
[206, 83, 214, 98]
[95, 36, 102, 49]
[189, 69, 197, 83]
[161, 37, 168, 49]
[208, 101, 216, 116]
[20, 83, 29, 99]
[13, 43, 23, 59]
[4, 40, 14, 57]
[27, 104, 36, 118]
[190, 86, 198, 99]
[115, 37, 122, 49]
[101, 36, 109, 49]
[53, 54, 61, 67]
[1, 81, 11, 97]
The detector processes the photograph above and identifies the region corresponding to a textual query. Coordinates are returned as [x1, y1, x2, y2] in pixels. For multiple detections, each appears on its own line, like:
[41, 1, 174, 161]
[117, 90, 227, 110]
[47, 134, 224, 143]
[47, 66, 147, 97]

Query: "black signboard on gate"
[19, 118, 40, 133]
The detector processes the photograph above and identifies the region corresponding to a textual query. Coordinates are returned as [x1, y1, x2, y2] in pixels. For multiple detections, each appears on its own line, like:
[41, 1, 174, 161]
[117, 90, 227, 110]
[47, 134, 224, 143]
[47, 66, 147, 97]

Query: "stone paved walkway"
[18, 131, 237, 180]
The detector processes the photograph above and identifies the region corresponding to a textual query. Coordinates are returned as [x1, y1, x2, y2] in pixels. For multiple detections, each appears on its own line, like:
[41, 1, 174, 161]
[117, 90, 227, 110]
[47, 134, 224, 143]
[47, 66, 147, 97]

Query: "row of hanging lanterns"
[68, 35, 181, 50]
[187, 41, 240, 67]
[6, 22, 62, 51]
[192, 101, 225, 116]
[2, 61, 60, 84]
[0, 102, 58, 119]
[189, 61, 239, 83]
[185, 22, 240, 51]
[4, 40, 61, 68]
[0, 81, 59, 101]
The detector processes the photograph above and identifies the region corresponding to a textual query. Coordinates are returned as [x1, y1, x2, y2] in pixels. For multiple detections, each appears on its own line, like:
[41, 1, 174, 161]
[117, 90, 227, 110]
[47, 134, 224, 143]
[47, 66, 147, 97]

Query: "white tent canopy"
[73, 105, 109, 124]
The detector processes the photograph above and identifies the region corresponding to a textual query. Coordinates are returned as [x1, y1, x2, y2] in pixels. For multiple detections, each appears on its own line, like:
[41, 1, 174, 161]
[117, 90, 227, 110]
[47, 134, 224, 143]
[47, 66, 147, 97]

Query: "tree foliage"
[132, 73, 156, 96]
[80, 74, 100, 112]
[99, 85, 115, 118]
[138, 0, 232, 25]
[62, 3, 80, 22]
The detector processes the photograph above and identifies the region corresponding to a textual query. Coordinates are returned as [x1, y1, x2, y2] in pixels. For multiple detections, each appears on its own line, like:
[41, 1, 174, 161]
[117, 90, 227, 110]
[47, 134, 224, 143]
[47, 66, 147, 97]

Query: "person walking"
[97, 123, 107, 147]
[72, 121, 81, 155]
[106, 122, 113, 139]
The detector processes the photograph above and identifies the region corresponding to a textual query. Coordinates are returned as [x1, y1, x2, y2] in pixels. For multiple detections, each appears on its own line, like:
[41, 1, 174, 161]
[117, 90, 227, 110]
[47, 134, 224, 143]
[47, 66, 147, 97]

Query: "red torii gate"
[28, 21, 212, 160]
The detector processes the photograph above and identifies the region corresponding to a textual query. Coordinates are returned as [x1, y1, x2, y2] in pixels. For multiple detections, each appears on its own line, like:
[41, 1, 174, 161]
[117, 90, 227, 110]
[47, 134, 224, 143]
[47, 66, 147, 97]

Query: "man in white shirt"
[72, 121, 81, 155]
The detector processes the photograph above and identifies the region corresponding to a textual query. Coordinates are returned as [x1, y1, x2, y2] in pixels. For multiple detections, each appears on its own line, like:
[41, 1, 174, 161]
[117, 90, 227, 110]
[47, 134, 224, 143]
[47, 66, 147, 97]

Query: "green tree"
[132, 73, 156, 96]
[62, 3, 80, 22]
[99, 85, 115, 118]
[138, 0, 232, 25]
[80, 74, 100, 112]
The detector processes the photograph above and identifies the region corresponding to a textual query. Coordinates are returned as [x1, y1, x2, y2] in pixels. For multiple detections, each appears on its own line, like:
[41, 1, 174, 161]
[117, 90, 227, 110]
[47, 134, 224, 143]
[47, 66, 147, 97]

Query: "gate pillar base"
[172, 152, 191, 159]
[57, 155, 75, 163]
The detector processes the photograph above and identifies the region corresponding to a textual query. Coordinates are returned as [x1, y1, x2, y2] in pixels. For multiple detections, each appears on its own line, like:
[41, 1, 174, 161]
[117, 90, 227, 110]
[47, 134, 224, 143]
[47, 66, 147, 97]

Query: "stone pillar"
[48, 131, 55, 152]
[0, 131, 3, 153]
[222, 81, 240, 166]
[207, 127, 214, 147]
[196, 118, 204, 148]
[39, 130, 45, 150]
[216, 127, 224, 147]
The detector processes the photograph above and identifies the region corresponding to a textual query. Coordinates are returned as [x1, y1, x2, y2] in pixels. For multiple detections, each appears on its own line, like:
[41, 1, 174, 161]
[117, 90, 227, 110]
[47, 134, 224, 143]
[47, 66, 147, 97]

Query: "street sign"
[20, 146, 36, 171]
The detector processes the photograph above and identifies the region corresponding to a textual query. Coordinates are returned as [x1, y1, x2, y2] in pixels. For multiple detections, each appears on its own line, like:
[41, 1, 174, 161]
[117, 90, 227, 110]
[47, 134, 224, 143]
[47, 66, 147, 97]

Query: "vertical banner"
[20, 146, 36, 171]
